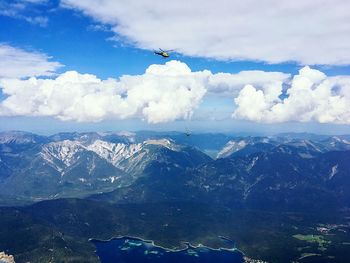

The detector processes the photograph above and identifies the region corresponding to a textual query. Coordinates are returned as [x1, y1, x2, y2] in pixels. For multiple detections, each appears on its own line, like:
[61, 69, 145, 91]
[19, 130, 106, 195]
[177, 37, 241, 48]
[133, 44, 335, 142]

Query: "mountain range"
[0, 130, 349, 211]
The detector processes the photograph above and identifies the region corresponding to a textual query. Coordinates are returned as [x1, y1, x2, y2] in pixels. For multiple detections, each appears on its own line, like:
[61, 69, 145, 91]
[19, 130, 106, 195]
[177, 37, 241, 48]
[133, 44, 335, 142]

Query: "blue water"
[93, 237, 244, 263]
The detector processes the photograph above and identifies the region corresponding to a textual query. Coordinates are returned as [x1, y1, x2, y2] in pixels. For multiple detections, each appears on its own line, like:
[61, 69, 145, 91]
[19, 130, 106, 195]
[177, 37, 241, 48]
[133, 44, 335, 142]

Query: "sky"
[0, 0, 350, 135]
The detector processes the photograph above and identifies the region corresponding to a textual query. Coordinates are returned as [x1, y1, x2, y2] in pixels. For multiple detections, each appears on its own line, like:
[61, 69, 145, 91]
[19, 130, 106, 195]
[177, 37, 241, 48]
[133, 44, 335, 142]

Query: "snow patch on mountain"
[99, 176, 121, 183]
[329, 164, 338, 180]
[41, 140, 85, 167]
[144, 139, 180, 151]
[87, 140, 142, 167]
[247, 156, 259, 171]
[38, 138, 185, 174]
[217, 140, 247, 159]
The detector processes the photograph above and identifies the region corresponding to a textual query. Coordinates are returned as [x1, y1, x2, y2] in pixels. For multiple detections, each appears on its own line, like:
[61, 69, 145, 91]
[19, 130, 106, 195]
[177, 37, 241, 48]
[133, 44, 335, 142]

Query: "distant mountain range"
[0, 131, 349, 211]
[0, 131, 211, 205]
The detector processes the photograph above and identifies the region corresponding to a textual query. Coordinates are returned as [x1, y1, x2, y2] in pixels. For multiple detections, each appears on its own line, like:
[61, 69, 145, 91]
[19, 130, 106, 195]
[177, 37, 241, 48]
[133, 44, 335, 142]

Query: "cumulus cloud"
[61, 0, 350, 65]
[0, 44, 62, 78]
[0, 60, 290, 123]
[233, 66, 350, 124]
[2, 58, 349, 124]
[0, 61, 208, 123]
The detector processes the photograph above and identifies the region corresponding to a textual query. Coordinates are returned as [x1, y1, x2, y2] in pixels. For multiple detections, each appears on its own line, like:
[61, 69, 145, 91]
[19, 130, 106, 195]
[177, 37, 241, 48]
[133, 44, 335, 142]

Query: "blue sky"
[0, 3, 302, 78]
[0, 0, 350, 134]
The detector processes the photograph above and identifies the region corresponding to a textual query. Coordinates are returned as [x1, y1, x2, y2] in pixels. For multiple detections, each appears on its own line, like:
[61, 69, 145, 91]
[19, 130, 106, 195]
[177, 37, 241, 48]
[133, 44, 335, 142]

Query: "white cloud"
[0, 0, 49, 26]
[61, 0, 350, 65]
[0, 60, 290, 123]
[0, 61, 208, 123]
[2, 59, 349, 124]
[0, 44, 62, 78]
[233, 66, 350, 124]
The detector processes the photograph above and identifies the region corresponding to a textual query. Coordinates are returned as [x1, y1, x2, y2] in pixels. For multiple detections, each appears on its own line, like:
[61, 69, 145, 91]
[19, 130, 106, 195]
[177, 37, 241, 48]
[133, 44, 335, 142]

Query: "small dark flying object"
[154, 48, 173, 58]
[185, 127, 191, 137]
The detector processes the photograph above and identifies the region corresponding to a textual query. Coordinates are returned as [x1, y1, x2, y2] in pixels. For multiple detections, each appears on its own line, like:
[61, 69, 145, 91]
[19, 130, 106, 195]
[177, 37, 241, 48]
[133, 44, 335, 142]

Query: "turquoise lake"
[93, 237, 244, 263]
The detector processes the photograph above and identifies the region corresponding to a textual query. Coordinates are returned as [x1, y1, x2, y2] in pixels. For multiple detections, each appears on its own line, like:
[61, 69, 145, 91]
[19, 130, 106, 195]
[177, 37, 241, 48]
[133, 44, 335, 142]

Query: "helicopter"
[154, 48, 173, 58]
[184, 127, 191, 137]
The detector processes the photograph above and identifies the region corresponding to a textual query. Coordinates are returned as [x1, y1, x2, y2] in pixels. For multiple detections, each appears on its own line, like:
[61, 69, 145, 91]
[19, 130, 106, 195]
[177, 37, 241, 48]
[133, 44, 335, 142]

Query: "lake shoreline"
[89, 234, 245, 254]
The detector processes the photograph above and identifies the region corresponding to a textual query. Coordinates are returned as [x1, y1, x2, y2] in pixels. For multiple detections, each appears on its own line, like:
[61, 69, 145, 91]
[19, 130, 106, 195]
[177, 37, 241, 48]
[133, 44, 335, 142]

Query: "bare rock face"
[0, 252, 15, 263]
[243, 256, 268, 263]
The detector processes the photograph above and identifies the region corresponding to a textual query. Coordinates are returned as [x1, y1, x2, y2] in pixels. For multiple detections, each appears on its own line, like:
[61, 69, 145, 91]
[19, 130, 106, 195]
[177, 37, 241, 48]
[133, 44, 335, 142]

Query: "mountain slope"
[0, 140, 128, 204]
[0, 133, 211, 205]
[93, 144, 350, 211]
[1, 131, 350, 211]
[189, 146, 350, 210]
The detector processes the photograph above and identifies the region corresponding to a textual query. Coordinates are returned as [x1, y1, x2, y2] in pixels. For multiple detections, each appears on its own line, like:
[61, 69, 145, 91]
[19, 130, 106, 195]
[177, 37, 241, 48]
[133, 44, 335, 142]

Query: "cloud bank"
[0, 60, 288, 123]
[0, 44, 62, 78]
[0, 61, 208, 123]
[1, 59, 349, 124]
[61, 0, 350, 65]
[234, 67, 350, 124]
